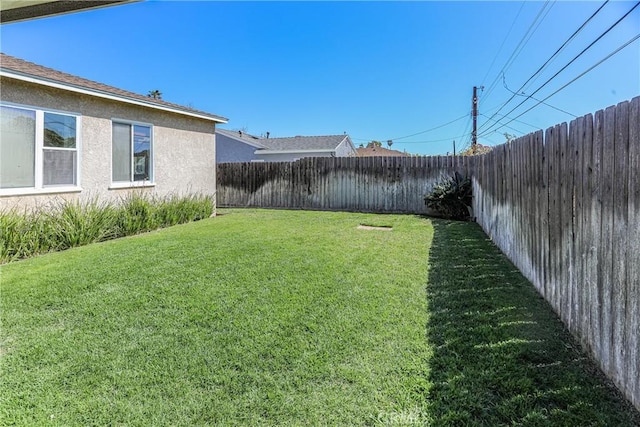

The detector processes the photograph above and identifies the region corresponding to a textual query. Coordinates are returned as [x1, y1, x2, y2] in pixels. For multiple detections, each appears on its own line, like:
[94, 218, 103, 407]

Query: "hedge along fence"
[473, 96, 640, 411]
[217, 155, 477, 214]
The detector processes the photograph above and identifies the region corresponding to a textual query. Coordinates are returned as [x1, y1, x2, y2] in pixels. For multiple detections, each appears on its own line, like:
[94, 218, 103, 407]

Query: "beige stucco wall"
[0, 77, 217, 210]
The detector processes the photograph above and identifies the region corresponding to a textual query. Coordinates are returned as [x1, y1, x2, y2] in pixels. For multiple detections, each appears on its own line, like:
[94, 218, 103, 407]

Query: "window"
[112, 121, 152, 183]
[0, 104, 79, 193]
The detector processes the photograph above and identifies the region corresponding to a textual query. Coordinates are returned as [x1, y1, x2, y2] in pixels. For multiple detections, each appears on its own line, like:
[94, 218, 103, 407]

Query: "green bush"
[0, 193, 214, 263]
[0, 209, 56, 262]
[424, 172, 473, 220]
[117, 193, 158, 236]
[52, 198, 120, 250]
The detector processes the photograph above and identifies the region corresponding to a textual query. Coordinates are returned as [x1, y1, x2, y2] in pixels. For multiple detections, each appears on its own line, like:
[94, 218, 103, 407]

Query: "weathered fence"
[217, 155, 476, 214]
[216, 96, 640, 410]
[473, 96, 640, 411]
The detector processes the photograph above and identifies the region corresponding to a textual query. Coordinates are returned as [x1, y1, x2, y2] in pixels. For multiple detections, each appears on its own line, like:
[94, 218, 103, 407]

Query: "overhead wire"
[480, 2, 526, 88]
[479, 32, 640, 137]
[479, 0, 639, 136]
[482, 1, 556, 102]
[480, 0, 612, 132]
[502, 75, 578, 118]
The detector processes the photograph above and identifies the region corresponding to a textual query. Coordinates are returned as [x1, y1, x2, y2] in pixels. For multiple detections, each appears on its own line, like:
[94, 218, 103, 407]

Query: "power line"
[483, 1, 556, 102]
[352, 112, 469, 144]
[502, 75, 578, 117]
[479, 116, 526, 136]
[480, 2, 526, 88]
[480, 112, 540, 130]
[480, 0, 612, 132]
[478, 113, 529, 135]
[480, 1, 639, 136]
[388, 113, 469, 141]
[479, 32, 640, 137]
[521, 0, 610, 94]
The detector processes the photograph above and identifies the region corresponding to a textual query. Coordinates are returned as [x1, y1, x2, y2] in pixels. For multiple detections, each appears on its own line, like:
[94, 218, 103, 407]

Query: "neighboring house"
[356, 146, 409, 157]
[0, 53, 228, 210]
[216, 129, 357, 162]
[216, 128, 266, 163]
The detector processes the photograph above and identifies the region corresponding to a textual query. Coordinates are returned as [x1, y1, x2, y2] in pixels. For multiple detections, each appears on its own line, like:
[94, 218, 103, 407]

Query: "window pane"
[44, 112, 76, 148]
[112, 122, 131, 182]
[43, 149, 77, 186]
[133, 125, 151, 181]
[0, 106, 36, 189]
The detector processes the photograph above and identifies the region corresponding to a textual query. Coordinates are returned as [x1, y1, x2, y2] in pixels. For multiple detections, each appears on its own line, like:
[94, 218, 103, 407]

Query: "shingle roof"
[259, 135, 349, 151]
[216, 128, 266, 148]
[356, 146, 409, 157]
[0, 53, 228, 123]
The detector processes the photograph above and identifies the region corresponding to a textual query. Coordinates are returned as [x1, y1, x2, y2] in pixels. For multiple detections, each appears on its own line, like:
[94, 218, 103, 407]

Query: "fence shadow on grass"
[425, 219, 640, 426]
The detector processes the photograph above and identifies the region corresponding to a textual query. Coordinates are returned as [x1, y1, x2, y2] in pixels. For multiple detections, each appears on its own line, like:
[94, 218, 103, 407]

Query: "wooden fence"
[217, 155, 476, 214]
[473, 96, 640, 411]
[216, 96, 639, 410]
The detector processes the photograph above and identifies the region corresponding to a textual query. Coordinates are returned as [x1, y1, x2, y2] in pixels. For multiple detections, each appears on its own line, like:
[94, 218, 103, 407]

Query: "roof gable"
[0, 53, 227, 123]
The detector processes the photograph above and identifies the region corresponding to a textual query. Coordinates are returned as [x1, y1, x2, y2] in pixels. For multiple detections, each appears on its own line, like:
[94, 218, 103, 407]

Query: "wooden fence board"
[613, 101, 630, 387]
[590, 109, 605, 360]
[627, 96, 640, 409]
[600, 105, 617, 377]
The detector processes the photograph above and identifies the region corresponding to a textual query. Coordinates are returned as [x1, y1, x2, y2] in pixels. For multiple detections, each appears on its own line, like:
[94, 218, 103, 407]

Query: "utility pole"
[472, 86, 478, 155]
[453, 140, 456, 157]
[471, 85, 484, 155]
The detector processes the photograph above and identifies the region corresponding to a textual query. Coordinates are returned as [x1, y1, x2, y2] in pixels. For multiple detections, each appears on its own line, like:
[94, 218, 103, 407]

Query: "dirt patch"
[357, 224, 392, 231]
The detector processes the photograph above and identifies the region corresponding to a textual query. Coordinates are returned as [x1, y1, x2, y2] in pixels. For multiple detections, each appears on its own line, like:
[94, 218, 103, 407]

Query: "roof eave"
[0, 69, 228, 124]
[215, 130, 265, 148]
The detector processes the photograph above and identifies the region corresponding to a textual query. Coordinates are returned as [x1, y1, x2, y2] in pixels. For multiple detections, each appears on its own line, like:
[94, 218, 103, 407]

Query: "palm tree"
[147, 90, 162, 100]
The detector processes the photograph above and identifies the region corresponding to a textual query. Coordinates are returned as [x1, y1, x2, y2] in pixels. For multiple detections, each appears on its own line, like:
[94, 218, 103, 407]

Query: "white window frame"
[0, 102, 82, 197]
[109, 119, 155, 189]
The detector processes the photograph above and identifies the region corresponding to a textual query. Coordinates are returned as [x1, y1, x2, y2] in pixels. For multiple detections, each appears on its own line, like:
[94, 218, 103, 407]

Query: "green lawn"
[1, 209, 638, 426]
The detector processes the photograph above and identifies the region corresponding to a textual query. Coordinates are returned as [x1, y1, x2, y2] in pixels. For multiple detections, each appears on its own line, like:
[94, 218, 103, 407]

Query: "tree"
[366, 140, 382, 148]
[147, 90, 162, 100]
[504, 133, 516, 143]
[459, 144, 493, 156]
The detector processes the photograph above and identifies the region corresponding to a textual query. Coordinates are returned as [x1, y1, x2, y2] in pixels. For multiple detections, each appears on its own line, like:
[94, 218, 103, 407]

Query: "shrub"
[117, 193, 159, 236]
[424, 172, 473, 220]
[0, 193, 214, 263]
[52, 198, 119, 250]
[0, 209, 56, 262]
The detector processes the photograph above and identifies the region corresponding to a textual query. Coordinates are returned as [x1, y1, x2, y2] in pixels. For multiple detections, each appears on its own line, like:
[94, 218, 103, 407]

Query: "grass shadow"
[425, 219, 640, 426]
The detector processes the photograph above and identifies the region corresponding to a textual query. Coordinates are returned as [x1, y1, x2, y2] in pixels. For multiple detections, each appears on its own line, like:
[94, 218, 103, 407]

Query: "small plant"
[52, 198, 119, 249]
[424, 172, 472, 220]
[0, 193, 214, 263]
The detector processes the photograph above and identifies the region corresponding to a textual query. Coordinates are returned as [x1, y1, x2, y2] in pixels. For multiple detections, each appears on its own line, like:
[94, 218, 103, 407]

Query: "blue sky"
[1, 0, 638, 155]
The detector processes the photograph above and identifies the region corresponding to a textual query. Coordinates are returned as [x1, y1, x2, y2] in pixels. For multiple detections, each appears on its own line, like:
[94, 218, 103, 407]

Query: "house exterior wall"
[216, 133, 258, 163]
[0, 77, 216, 210]
[335, 139, 356, 157]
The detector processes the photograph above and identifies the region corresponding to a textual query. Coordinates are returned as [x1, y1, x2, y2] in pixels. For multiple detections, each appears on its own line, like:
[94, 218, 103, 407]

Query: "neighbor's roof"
[258, 135, 352, 153]
[0, 53, 228, 123]
[356, 146, 409, 157]
[215, 128, 266, 149]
